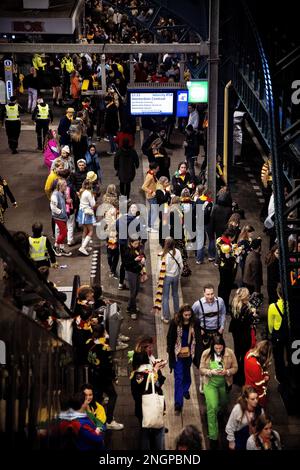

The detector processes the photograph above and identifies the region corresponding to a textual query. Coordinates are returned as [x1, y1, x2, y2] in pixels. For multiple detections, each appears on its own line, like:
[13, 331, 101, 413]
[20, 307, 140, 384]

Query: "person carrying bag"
[142, 372, 165, 429]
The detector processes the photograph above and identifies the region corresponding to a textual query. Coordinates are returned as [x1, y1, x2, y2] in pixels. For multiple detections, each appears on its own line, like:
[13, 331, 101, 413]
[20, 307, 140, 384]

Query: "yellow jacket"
[44, 171, 58, 199]
[268, 298, 284, 334]
[141, 173, 157, 199]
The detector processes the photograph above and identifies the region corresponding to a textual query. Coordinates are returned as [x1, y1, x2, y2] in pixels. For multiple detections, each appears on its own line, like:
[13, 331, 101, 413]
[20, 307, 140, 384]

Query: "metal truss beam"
[0, 42, 208, 55]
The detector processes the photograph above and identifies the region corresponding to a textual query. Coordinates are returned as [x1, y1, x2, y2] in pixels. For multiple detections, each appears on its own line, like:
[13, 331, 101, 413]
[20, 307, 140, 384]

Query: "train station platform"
[1, 107, 299, 450]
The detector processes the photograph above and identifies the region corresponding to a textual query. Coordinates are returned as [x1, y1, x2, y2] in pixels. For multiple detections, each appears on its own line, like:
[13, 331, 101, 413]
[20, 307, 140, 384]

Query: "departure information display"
[130, 92, 174, 115]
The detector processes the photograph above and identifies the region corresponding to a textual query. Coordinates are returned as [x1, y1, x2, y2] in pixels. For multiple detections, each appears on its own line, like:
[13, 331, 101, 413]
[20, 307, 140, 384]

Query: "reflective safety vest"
[37, 104, 49, 120]
[61, 56, 75, 74]
[5, 104, 20, 121]
[29, 236, 48, 261]
[32, 54, 47, 71]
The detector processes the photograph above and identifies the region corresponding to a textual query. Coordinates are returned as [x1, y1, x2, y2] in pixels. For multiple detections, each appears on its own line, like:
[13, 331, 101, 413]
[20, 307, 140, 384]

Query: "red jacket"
[244, 350, 269, 407]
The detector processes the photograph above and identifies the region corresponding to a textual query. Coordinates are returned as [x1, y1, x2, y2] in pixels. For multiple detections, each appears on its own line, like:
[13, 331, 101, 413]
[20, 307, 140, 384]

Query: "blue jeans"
[174, 357, 192, 408]
[162, 275, 179, 320]
[196, 226, 216, 261]
[140, 426, 165, 450]
[148, 197, 158, 228]
[108, 133, 117, 153]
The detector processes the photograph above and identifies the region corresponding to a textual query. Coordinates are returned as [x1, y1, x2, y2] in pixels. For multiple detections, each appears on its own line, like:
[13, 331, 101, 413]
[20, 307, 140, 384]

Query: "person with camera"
[229, 288, 258, 386]
[130, 349, 166, 450]
[200, 335, 238, 449]
[167, 304, 201, 415]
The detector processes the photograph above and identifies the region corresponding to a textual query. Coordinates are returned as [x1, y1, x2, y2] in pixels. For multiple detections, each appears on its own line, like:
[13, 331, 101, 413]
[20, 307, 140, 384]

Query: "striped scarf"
[153, 254, 166, 311]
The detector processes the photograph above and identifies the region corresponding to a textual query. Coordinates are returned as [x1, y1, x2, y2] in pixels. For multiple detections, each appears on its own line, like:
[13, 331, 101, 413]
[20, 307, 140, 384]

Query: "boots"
[78, 235, 91, 256]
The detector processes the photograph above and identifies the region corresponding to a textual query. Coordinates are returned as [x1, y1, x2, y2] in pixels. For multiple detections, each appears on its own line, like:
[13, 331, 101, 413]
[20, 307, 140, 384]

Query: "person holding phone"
[200, 335, 238, 449]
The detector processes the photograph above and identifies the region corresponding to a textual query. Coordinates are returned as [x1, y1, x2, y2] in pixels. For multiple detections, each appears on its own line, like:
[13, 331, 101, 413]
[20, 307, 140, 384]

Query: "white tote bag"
[142, 372, 165, 429]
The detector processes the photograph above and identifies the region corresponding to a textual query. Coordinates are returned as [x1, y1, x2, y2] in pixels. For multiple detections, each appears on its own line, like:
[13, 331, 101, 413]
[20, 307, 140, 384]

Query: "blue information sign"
[176, 90, 189, 117]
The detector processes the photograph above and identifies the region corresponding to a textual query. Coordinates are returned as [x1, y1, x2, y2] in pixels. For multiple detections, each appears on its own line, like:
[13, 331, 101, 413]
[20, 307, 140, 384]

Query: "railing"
[0, 300, 81, 449]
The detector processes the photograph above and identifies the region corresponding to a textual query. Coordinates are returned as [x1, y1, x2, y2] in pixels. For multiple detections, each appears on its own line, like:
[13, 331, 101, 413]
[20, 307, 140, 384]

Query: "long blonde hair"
[231, 287, 250, 318]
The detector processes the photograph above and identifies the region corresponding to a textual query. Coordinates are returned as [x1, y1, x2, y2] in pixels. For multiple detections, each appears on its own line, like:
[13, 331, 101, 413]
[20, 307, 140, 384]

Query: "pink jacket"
[44, 139, 60, 171]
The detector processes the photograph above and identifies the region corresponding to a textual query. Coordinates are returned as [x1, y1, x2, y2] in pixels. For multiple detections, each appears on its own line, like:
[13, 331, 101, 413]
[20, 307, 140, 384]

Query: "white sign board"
[130, 92, 174, 116]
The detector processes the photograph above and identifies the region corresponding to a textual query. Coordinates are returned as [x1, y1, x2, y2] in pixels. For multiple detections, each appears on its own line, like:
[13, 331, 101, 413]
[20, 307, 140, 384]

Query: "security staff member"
[32, 97, 53, 150]
[28, 222, 57, 268]
[1, 95, 22, 154]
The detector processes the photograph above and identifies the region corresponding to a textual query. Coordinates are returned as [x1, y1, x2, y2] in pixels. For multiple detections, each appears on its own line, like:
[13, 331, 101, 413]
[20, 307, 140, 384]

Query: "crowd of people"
[0, 0, 291, 455]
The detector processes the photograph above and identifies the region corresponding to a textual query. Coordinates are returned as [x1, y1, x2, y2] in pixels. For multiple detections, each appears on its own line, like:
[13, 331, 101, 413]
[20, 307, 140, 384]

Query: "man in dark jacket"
[183, 125, 198, 178]
[243, 238, 263, 294]
[0, 175, 17, 224]
[104, 95, 119, 154]
[58, 107, 74, 146]
[114, 138, 139, 198]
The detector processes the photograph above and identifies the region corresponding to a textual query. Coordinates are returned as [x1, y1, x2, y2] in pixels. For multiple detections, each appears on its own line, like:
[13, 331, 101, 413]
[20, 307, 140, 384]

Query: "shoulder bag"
[142, 372, 165, 429]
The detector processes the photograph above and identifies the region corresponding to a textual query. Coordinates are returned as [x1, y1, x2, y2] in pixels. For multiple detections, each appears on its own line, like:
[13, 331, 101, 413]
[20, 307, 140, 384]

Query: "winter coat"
[114, 147, 139, 183]
[243, 251, 263, 292]
[44, 139, 60, 171]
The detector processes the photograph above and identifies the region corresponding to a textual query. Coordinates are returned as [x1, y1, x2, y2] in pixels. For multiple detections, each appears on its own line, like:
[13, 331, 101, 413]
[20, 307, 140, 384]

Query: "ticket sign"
[4, 59, 13, 102]
[186, 80, 208, 103]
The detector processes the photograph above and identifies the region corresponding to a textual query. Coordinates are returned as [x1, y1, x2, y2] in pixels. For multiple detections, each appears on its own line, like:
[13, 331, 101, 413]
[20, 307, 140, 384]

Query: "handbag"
[142, 373, 165, 429]
[140, 272, 148, 283]
[83, 207, 94, 216]
[177, 346, 190, 358]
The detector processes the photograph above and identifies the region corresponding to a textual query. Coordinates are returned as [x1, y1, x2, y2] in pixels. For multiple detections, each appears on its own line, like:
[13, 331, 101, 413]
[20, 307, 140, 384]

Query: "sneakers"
[160, 317, 169, 324]
[196, 260, 204, 265]
[78, 246, 89, 256]
[118, 283, 126, 290]
[130, 313, 137, 320]
[60, 248, 72, 257]
[208, 258, 215, 262]
[148, 227, 158, 233]
[116, 341, 129, 351]
[67, 240, 76, 247]
[106, 420, 124, 431]
[103, 137, 110, 142]
[53, 246, 62, 257]
[118, 334, 130, 342]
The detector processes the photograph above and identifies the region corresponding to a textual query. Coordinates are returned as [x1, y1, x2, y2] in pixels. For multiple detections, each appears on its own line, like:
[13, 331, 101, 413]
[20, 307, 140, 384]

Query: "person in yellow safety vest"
[32, 97, 54, 150]
[61, 55, 75, 74]
[0, 95, 22, 154]
[29, 222, 58, 268]
[267, 283, 289, 384]
[32, 53, 47, 71]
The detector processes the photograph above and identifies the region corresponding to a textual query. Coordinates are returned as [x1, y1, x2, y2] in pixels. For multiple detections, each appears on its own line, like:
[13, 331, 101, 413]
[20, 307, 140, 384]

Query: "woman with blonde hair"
[77, 179, 96, 256]
[244, 340, 272, 407]
[102, 183, 119, 208]
[230, 287, 258, 381]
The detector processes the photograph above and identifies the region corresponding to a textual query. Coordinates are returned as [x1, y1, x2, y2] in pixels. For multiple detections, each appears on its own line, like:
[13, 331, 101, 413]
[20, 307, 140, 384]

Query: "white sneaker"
[103, 137, 110, 142]
[106, 420, 124, 430]
[149, 227, 158, 233]
[116, 341, 129, 351]
[78, 247, 89, 256]
[118, 334, 130, 342]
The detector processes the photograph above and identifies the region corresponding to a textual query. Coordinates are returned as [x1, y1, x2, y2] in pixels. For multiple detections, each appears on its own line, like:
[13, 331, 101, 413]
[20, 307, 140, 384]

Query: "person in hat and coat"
[51, 145, 75, 173]
[0, 96, 23, 154]
[114, 138, 139, 198]
[32, 97, 53, 150]
[58, 107, 75, 146]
